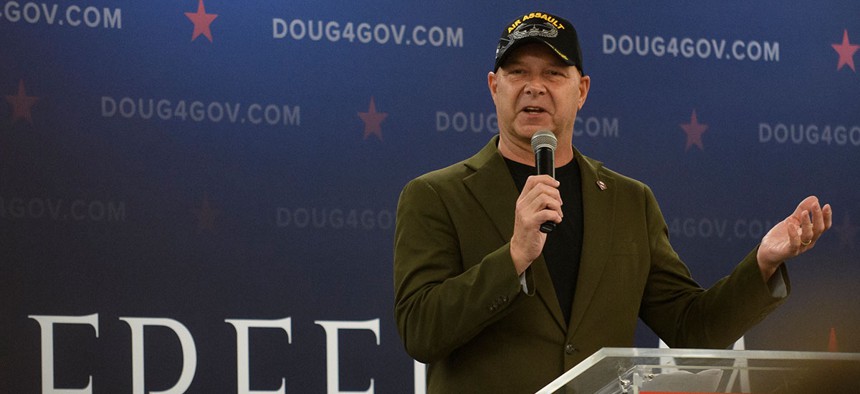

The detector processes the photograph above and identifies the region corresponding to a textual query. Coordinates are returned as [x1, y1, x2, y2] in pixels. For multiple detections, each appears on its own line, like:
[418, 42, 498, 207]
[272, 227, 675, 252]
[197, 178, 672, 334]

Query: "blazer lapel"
[462, 138, 517, 241]
[462, 137, 568, 331]
[568, 147, 615, 335]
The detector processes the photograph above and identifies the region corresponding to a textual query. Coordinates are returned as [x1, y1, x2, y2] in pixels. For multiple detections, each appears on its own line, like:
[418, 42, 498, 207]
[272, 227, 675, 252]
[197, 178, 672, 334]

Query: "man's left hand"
[756, 196, 832, 281]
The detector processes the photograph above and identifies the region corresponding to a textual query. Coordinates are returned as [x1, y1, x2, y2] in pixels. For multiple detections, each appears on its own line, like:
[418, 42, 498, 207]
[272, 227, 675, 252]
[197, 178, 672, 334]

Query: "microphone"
[530, 130, 558, 233]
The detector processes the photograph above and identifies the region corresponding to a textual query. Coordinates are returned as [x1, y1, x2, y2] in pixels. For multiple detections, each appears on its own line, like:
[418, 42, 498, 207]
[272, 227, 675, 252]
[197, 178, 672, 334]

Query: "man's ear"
[578, 75, 591, 110]
[487, 71, 498, 102]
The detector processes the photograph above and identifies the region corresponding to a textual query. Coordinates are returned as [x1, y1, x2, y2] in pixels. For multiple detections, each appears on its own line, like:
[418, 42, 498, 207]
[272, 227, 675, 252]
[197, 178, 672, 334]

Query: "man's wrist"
[755, 246, 781, 282]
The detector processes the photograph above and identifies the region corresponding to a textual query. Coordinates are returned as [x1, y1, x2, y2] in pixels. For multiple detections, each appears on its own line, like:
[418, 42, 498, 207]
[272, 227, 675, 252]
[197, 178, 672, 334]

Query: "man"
[393, 11, 832, 393]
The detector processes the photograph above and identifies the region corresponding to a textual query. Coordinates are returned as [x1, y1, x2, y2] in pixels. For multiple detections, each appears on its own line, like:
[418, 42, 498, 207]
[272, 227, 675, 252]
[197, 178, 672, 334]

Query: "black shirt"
[505, 157, 584, 325]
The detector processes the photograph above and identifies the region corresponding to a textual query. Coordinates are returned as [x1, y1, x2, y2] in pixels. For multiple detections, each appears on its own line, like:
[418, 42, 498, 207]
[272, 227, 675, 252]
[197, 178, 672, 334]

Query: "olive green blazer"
[394, 136, 786, 393]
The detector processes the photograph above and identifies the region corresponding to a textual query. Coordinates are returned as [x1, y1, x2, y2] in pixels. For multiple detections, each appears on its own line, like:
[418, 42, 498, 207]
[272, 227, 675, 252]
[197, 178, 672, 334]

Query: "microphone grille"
[530, 130, 557, 152]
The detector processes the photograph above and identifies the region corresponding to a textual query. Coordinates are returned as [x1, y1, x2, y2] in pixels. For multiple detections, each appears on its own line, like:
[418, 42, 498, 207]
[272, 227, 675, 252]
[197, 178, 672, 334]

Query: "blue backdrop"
[2, 1, 859, 392]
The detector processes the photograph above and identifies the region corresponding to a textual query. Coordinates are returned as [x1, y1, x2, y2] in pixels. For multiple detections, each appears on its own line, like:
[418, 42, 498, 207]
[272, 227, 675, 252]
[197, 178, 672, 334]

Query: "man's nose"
[524, 78, 547, 96]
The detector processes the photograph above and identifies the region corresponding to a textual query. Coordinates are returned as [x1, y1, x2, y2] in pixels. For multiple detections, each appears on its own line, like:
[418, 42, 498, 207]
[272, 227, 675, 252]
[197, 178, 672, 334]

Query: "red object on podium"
[828, 327, 839, 352]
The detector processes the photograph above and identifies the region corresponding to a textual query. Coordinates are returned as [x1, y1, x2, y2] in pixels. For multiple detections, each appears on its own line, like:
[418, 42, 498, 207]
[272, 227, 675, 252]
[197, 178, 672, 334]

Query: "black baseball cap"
[493, 12, 584, 75]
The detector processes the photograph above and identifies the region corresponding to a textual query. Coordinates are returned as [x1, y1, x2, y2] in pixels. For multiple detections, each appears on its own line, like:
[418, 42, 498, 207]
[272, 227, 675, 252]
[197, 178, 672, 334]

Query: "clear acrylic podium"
[537, 347, 860, 394]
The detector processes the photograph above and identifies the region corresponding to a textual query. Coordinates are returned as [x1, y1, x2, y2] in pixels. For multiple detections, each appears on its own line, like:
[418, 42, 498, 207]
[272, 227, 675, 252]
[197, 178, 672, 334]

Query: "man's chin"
[518, 126, 555, 138]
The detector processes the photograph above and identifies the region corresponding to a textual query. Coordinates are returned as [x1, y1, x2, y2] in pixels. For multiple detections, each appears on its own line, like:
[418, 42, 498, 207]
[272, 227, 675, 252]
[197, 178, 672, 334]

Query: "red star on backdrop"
[5, 80, 39, 124]
[185, 0, 218, 42]
[832, 29, 859, 72]
[680, 110, 708, 151]
[358, 97, 388, 141]
[193, 193, 220, 233]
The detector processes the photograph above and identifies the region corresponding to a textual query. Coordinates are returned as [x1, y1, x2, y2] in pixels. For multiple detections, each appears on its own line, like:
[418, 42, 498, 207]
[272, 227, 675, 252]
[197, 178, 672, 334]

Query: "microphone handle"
[535, 147, 556, 233]
[540, 222, 556, 233]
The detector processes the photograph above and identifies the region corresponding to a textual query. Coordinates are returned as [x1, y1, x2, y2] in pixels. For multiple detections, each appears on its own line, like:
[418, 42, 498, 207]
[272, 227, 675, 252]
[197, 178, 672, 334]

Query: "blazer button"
[564, 344, 577, 354]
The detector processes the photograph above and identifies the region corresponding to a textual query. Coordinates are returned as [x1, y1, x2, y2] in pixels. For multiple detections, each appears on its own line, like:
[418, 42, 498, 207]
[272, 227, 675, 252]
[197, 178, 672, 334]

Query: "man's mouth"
[522, 106, 547, 114]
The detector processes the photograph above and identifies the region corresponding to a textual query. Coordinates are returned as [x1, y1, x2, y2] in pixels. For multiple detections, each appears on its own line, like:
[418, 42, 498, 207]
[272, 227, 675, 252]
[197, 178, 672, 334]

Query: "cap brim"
[494, 37, 579, 72]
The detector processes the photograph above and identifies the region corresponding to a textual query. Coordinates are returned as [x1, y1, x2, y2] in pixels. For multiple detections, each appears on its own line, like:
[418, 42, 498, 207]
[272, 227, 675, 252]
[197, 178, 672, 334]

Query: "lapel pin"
[596, 180, 607, 191]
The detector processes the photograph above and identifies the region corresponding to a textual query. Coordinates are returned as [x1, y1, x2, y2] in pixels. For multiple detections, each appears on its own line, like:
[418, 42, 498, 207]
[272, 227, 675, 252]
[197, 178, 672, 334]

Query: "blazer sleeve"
[638, 185, 790, 349]
[393, 176, 533, 363]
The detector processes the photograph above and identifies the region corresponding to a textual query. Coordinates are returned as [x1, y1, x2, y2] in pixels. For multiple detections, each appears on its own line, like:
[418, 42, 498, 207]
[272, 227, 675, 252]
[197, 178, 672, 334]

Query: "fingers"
[522, 174, 559, 191]
[793, 196, 833, 249]
[784, 214, 802, 249]
[519, 175, 563, 227]
[510, 175, 562, 272]
[760, 196, 833, 267]
[823, 203, 833, 230]
[809, 203, 825, 245]
[799, 209, 814, 247]
[791, 195, 818, 217]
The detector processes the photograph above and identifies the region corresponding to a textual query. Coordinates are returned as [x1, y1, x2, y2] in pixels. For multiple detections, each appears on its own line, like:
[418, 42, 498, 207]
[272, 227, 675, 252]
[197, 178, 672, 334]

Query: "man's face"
[488, 43, 589, 157]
